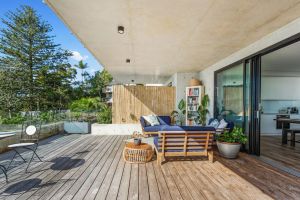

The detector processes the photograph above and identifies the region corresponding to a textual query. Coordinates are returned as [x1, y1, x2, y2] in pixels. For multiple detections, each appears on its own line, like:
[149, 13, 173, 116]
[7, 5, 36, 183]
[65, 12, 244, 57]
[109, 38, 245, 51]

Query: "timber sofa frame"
[155, 131, 214, 165]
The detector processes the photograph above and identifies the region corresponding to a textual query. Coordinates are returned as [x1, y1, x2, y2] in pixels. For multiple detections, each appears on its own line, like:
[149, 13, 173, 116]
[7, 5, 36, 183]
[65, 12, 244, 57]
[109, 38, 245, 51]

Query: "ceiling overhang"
[45, 0, 300, 79]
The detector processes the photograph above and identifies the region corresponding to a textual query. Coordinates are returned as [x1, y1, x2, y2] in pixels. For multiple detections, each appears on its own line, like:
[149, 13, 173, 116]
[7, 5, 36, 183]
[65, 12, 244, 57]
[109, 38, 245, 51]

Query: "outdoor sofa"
[140, 116, 234, 135]
[140, 116, 217, 165]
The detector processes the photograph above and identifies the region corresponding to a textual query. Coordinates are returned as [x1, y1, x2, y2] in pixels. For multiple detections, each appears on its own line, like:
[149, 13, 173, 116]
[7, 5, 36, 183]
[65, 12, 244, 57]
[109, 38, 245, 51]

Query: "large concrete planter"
[217, 141, 241, 159]
[64, 121, 91, 134]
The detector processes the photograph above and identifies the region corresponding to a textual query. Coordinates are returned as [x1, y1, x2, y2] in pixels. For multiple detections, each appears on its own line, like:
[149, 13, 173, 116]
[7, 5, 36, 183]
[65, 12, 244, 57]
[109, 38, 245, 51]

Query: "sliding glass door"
[215, 60, 261, 154]
[215, 63, 244, 128]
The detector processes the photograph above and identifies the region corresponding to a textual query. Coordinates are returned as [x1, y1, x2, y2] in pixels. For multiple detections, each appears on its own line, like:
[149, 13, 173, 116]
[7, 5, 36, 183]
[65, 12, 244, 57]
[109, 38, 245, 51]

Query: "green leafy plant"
[217, 127, 247, 144]
[171, 99, 186, 125]
[39, 111, 54, 123]
[69, 97, 104, 112]
[197, 94, 209, 126]
[97, 105, 112, 124]
[0, 115, 26, 124]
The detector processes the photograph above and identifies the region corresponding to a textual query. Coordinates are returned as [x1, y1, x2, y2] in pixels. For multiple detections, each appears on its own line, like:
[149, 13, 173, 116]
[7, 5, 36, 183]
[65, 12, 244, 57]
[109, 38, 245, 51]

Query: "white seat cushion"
[8, 143, 35, 148]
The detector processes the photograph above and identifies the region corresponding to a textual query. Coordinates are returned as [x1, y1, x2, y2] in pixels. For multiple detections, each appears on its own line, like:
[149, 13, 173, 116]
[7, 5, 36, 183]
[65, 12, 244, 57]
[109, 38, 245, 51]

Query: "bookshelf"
[186, 86, 204, 126]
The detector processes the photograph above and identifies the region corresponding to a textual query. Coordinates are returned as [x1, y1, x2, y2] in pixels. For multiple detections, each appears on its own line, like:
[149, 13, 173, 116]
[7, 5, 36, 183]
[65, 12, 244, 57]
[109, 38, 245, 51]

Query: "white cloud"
[71, 51, 88, 61]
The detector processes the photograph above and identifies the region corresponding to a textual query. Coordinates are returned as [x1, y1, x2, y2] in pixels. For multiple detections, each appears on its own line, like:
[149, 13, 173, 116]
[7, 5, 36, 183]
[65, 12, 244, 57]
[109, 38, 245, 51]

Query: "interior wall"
[164, 72, 199, 108]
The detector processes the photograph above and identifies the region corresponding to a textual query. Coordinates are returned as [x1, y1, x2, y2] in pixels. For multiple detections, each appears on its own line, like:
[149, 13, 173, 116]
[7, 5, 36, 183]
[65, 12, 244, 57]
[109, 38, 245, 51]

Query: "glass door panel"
[215, 63, 244, 127]
[244, 60, 251, 151]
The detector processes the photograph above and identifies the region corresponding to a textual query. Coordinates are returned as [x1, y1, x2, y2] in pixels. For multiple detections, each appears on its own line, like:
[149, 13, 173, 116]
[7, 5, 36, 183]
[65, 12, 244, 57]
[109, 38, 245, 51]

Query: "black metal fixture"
[126, 58, 130, 63]
[118, 26, 124, 34]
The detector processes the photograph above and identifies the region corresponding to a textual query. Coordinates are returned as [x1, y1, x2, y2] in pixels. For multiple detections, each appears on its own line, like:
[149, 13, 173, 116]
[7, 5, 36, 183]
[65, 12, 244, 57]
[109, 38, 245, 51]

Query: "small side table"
[123, 142, 153, 163]
[0, 132, 16, 182]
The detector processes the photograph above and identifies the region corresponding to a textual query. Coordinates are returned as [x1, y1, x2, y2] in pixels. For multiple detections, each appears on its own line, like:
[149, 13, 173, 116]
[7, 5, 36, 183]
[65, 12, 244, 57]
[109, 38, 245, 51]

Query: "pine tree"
[0, 6, 73, 112]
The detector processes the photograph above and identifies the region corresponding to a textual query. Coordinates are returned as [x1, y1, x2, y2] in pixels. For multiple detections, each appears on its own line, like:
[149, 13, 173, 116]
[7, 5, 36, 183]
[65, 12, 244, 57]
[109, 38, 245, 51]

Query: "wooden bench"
[155, 131, 214, 165]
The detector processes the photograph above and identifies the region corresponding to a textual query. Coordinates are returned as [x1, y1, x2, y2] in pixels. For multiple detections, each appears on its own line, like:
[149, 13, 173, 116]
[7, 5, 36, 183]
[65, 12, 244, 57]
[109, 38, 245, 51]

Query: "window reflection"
[216, 64, 244, 127]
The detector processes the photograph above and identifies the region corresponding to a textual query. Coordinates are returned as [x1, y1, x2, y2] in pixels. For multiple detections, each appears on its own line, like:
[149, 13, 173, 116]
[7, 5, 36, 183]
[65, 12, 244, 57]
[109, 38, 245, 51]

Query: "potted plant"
[216, 127, 247, 158]
[171, 99, 186, 125]
[197, 94, 209, 126]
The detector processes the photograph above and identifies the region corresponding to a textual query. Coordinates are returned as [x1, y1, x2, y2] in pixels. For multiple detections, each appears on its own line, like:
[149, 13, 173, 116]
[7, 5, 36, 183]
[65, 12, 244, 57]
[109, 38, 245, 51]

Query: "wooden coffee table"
[123, 142, 153, 163]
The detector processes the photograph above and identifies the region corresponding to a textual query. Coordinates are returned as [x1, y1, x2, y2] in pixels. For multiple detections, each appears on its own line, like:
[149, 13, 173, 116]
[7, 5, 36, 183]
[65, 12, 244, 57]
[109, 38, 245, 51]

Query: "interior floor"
[261, 135, 300, 173]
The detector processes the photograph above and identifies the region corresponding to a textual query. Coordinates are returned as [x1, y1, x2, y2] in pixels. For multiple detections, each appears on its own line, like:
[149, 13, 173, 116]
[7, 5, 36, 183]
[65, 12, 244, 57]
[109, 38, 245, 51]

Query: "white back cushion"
[143, 115, 160, 126]
[218, 119, 228, 129]
[209, 119, 220, 129]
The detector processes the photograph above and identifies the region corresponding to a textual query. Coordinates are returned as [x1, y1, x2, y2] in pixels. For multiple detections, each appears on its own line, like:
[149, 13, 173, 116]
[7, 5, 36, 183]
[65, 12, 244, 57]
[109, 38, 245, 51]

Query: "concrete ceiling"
[46, 0, 300, 79]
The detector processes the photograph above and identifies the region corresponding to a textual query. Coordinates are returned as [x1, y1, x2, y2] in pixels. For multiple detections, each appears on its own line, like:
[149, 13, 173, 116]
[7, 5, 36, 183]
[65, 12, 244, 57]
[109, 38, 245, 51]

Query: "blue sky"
[0, 0, 103, 80]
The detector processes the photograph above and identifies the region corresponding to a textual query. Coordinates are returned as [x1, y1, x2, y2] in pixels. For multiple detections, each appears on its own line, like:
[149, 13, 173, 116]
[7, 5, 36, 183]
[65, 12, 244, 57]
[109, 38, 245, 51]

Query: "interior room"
[260, 41, 300, 173]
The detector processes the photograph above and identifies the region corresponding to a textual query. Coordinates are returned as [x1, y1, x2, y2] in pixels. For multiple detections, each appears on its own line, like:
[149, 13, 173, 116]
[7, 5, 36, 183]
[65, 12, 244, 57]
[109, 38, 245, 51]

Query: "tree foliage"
[0, 5, 75, 112]
[88, 69, 113, 98]
[0, 6, 113, 124]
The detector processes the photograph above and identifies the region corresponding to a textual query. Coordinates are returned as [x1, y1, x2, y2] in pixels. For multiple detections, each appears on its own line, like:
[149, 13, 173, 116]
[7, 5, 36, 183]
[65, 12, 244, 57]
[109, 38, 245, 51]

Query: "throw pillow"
[209, 119, 220, 129]
[218, 119, 228, 129]
[143, 115, 160, 126]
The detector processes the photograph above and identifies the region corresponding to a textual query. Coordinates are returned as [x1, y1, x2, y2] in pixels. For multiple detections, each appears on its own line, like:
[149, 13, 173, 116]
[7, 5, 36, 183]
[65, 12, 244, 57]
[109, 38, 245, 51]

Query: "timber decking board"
[14, 136, 101, 200]
[2, 135, 97, 200]
[261, 135, 300, 172]
[0, 134, 297, 199]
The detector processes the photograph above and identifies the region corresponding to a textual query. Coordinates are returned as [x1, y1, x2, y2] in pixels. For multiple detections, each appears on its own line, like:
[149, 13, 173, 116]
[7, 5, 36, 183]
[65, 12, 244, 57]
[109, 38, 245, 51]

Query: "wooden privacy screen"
[112, 85, 175, 124]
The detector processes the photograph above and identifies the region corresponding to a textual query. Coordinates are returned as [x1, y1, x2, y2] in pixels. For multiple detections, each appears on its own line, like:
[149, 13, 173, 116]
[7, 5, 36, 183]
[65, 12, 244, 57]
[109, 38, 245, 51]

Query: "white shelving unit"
[186, 86, 204, 126]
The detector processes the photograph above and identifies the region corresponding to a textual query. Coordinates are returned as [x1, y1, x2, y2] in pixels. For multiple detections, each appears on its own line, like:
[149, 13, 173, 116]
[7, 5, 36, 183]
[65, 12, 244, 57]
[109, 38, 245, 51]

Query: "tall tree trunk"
[29, 39, 34, 111]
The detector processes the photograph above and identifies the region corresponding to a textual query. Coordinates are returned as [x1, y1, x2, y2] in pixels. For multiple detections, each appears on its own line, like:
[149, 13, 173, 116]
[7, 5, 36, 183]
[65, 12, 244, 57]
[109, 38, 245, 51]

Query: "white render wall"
[199, 17, 300, 115]
[165, 72, 199, 109]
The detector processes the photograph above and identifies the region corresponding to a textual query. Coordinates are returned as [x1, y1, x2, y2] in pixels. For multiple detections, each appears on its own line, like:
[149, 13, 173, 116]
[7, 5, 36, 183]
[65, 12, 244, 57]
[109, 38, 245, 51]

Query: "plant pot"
[217, 141, 241, 159]
[134, 138, 141, 145]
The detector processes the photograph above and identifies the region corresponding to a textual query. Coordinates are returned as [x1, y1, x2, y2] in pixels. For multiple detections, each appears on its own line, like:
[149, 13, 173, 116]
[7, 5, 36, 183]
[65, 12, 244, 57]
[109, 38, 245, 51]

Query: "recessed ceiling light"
[118, 26, 124, 34]
[126, 59, 130, 63]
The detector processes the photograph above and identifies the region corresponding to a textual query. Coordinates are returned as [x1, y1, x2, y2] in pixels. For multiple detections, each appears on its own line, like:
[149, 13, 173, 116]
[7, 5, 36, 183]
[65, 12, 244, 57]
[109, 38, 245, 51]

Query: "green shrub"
[0, 115, 26, 124]
[39, 111, 54, 123]
[217, 127, 247, 144]
[69, 97, 112, 123]
[97, 105, 112, 124]
[70, 97, 105, 112]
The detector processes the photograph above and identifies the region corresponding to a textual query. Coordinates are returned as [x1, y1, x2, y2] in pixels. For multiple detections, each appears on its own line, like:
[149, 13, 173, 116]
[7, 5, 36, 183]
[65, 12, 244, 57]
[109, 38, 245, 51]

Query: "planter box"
[64, 121, 91, 134]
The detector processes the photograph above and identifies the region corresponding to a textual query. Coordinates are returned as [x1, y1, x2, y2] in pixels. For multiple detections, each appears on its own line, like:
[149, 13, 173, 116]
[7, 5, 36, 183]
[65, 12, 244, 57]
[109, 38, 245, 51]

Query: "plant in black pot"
[216, 127, 247, 159]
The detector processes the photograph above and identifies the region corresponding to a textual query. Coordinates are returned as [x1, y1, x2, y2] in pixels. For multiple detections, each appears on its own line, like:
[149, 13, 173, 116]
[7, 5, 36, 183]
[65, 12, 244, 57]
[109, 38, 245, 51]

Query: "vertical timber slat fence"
[112, 85, 175, 124]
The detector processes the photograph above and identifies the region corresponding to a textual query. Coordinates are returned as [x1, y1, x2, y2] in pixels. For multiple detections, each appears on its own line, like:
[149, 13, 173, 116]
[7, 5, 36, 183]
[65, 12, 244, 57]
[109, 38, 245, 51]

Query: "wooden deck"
[261, 135, 300, 172]
[0, 134, 298, 200]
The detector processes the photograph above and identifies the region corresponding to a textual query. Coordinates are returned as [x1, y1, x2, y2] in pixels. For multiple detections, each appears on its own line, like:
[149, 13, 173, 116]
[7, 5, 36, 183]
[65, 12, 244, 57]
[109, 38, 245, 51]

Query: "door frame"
[214, 35, 300, 155]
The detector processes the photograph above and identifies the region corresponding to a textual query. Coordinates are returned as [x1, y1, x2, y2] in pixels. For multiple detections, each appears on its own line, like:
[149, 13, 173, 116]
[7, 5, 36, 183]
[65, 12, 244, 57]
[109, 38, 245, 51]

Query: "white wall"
[165, 72, 199, 108]
[199, 17, 300, 115]
[262, 77, 300, 100]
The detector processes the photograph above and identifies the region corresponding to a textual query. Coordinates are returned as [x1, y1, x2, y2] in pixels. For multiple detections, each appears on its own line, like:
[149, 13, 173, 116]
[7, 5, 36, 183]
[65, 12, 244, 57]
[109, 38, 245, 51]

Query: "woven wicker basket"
[189, 78, 201, 86]
[123, 143, 153, 163]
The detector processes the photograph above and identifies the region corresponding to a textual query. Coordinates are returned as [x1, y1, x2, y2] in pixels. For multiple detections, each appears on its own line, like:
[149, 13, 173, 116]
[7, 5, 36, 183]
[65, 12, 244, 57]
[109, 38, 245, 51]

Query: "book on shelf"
[188, 88, 199, 96]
